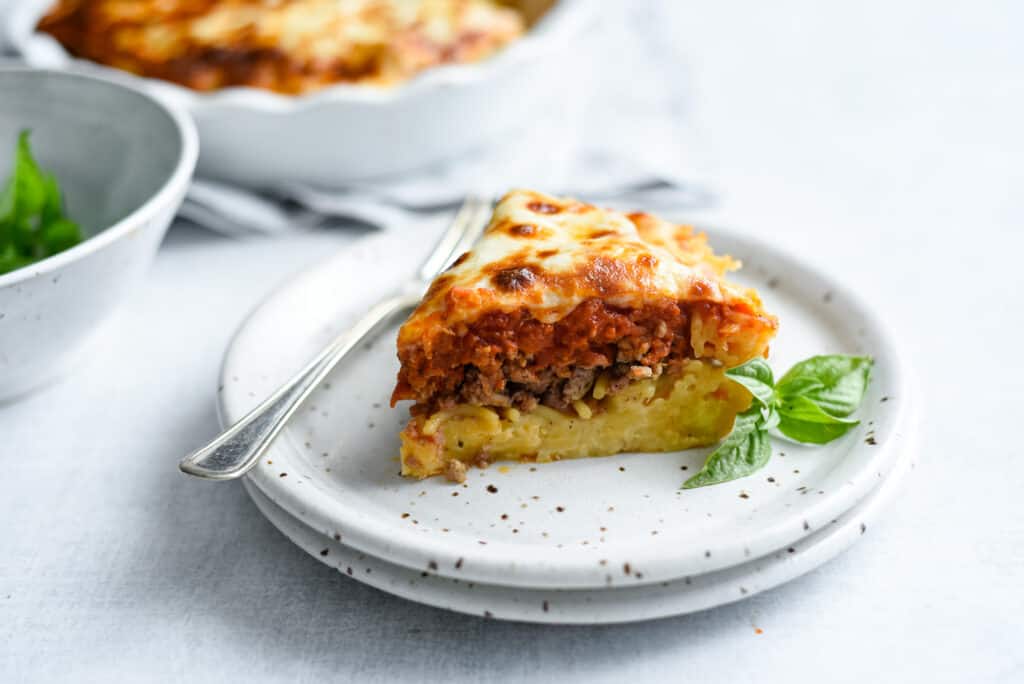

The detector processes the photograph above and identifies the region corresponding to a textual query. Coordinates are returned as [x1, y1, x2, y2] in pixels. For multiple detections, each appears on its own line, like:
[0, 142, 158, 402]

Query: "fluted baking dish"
[5, 0, 592, 189]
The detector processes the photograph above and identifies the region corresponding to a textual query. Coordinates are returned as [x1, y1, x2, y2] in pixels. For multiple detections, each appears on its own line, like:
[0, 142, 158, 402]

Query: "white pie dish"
[4, 0, 593, 189]
[216, 218, 915, 589]
[0, 67, 197, 400]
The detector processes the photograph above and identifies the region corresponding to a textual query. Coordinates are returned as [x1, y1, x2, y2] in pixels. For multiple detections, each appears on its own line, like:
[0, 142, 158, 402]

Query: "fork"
[178, 195, 493, 480]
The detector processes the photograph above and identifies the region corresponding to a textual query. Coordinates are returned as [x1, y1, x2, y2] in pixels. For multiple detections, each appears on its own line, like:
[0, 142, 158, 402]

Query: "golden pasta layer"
[38, 0, 525, 93]
[392, 189, 779, 479]
[401, 360, 752, 480]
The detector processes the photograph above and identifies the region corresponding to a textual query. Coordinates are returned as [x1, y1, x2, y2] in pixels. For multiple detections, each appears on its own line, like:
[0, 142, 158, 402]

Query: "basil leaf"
[0, 244, 32, 276]
[0, 181, 14, 249]
[0, 130, 82, 274]
[776, 355, 873, 417]
[40, 218, 82, 256]
[683, 408, 771, 489]
[0, 172, 13, 222]
[776, 395, 859, 444]
[40, 172, 65, 225]
[725, 357, 775, 408]
[12, 130, 47, 224]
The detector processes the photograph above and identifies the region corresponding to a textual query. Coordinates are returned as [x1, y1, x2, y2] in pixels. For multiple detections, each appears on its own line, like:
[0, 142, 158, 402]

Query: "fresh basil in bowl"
[0, 130, 83, 275]
[0, 67, 197, 400]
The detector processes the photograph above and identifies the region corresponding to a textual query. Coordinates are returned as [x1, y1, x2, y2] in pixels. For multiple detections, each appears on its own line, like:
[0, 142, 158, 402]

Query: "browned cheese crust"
[38, 0, 525, 93]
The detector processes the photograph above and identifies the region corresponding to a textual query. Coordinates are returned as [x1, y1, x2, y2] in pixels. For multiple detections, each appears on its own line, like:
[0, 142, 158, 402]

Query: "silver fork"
[179, 195, 493, 480]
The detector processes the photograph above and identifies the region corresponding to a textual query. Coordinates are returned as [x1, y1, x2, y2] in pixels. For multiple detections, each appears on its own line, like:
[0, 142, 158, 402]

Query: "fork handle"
[179, 292, 421, 480]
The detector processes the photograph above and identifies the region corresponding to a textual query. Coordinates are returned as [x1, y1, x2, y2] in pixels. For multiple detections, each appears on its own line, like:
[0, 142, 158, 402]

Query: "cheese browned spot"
[527, 201, 561, 214]
[508, 224, 537, 237]
[492, 266, 539, 292]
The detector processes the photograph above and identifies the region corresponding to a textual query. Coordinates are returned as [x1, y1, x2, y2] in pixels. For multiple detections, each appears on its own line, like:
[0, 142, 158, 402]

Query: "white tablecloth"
[2, 2, 1023, 682]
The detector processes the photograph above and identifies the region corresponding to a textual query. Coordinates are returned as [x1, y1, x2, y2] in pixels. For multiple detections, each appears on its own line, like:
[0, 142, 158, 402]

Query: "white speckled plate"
[242, 434, 915, 624]
[221, 221, 913, 590]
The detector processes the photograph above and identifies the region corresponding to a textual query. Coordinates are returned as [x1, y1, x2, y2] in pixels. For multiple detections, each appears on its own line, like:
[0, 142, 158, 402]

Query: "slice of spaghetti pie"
[391, 190, 778, 480]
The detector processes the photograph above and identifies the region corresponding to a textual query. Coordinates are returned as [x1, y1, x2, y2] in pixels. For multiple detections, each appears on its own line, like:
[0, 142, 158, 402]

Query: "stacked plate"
[220, 225, 916, 624]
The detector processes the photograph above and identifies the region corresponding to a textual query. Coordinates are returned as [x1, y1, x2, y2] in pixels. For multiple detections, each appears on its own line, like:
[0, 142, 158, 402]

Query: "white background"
[2, 1, 1023, 682]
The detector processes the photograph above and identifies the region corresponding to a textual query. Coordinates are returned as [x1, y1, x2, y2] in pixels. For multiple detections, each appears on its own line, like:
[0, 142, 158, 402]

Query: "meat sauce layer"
[392, 298, 731, 413]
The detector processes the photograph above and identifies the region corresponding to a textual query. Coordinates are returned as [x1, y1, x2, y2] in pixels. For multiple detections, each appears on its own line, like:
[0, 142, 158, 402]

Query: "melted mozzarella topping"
[409, 189, 764, 328]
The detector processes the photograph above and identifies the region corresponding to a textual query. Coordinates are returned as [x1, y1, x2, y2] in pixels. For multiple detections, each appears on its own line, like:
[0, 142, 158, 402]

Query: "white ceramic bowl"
[5, 0, 593, 189]
[0, 67, 198, 400]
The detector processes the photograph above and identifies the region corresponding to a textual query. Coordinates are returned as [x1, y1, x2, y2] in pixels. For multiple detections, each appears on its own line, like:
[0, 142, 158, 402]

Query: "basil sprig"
[0, 130, 82, 276]
[683, 355, 873, 489]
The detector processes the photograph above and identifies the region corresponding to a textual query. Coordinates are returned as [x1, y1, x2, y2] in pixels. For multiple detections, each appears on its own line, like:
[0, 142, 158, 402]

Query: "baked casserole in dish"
[37, 0, 527, 94]
[7, 1, 590, 188]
